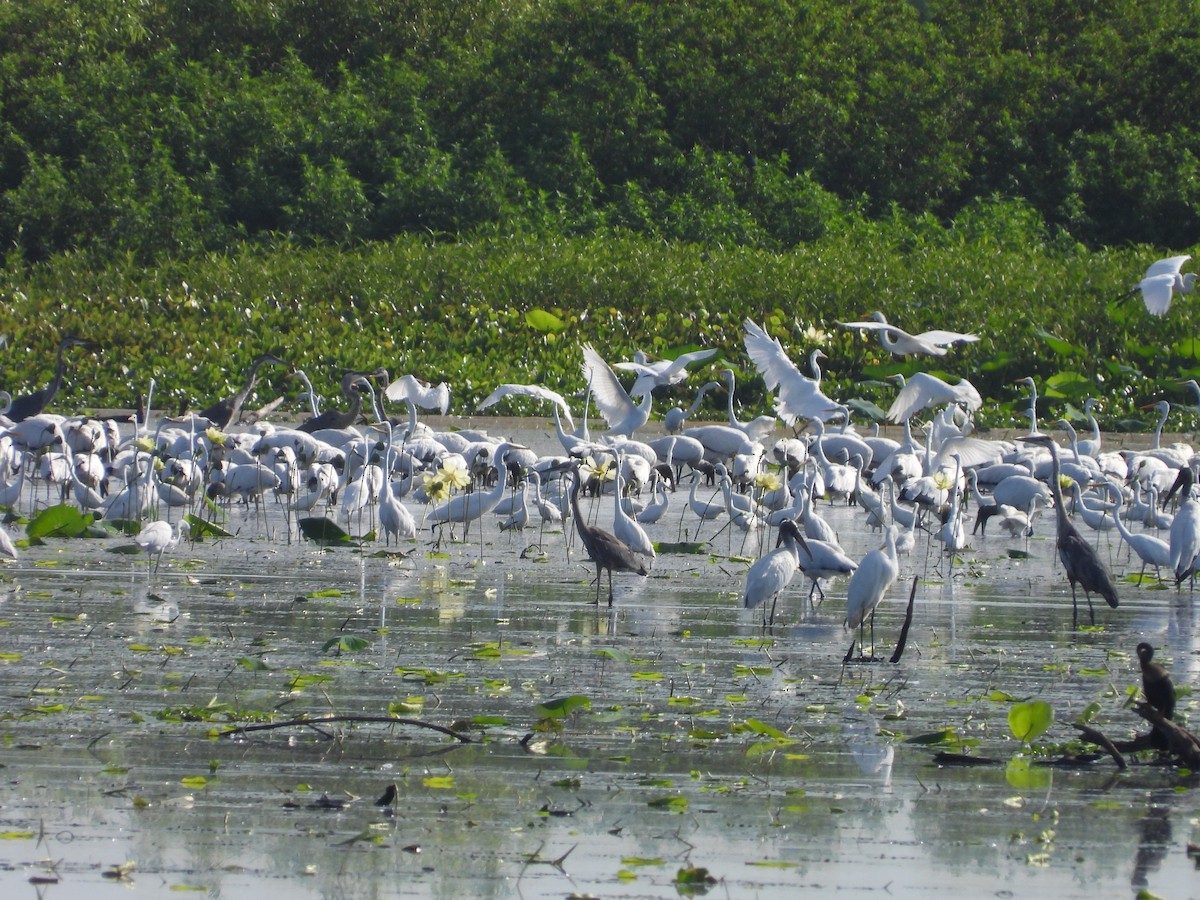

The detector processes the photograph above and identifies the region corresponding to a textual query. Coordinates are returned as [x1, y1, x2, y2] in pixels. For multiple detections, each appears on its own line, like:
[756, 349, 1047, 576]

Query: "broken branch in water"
[220, 714, 473, 743]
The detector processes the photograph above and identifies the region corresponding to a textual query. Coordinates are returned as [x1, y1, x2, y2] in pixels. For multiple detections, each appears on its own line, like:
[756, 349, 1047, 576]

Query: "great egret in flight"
[838, 312, 979, 357]
[742, 319, 840, 427]
[581, 344, 652, 437]
[1132, 255, 1196, 316]
[614, 347, 719, 398]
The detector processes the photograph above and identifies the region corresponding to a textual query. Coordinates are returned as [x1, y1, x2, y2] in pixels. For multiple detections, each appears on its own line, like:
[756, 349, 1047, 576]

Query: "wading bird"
[566, 466, 647, 605]
[742, 518, 810, 624]
[845, 524, 900, 658]
[199, 354, 288, 428]
[8, 337, 95, 423]
[742, 320, 841, 427]
[134, 519, 188, 574]
[1019, 433, 1118, 625]
[614, 347, 719, 398]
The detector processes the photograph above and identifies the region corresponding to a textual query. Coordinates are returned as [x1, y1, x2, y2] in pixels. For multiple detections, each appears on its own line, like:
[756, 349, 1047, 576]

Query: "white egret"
[1132, 255, 1196, 316]
[742, 320, 840, 427]
[741, 518, 810, 623]
[887, 373, 982, 424]
[1112, 491, 1169, 584]
[135, 519, 189, 573]
[477, 383, 576, 432]
[838, 311, 979, 357]
[614, 347, 719, 398]
[581, 344, 652, 437]
[845, 524, 901, 658]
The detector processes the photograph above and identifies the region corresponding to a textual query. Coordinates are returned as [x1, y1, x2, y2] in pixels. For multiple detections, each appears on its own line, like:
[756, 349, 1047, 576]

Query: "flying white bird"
[1132, 255, 1196, 316]
[614, 348, 719, 398]
[742, 319, 840, 426]
[839, 311, 979, 357]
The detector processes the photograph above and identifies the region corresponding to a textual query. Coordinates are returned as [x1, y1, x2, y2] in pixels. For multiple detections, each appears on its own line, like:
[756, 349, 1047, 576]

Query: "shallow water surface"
[0, 420, 1197, 898]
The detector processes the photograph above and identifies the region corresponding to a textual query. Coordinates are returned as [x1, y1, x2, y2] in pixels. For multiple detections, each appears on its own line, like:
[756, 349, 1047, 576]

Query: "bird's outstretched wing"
[1145, 255, 1192, 279]
[887, 372, 982, 423]
[916, 329, 980, 347]
[744, 319, 839, 426]
[476, 383, 574, 431]
[582, 344, 638, 431]
[386, 374, 450, 414]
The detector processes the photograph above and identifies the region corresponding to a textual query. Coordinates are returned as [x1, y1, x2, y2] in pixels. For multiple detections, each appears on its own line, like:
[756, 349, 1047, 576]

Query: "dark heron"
[8, 337, 94, 422]
[199, 353, 288, 428]
[1018, 433, 1118, 626]
[566, 466, 647, 606]
[298, 372, 373, 434]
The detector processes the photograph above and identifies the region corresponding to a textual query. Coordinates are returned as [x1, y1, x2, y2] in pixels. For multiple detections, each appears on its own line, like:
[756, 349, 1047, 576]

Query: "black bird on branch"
[1137, 642, 1175, 751]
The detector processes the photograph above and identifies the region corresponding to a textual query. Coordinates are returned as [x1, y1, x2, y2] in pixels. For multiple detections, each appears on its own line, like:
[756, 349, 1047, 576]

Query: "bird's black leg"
[607, 569, 615, 607]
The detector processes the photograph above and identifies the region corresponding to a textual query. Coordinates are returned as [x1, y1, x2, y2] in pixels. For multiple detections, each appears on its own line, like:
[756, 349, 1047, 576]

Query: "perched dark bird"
[199, 353, 288, 428]
[1018, 434, 1118, 626]
[8, 336, 94, 422]
[566, 466, 647, 605]
[1137, 642, 1175, 751]
[298, 372, 372, 434]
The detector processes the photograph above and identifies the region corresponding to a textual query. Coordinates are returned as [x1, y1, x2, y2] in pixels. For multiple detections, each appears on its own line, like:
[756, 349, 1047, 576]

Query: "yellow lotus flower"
[801, 323, 829, 346]
[422, 471, 451, 504]
[754, 470, 783, 492]
[1058, 474, 1075, 492]
[581, 456, 616, 484]
[440, 457, 473, 490]
[205, 427, 228, 447]
[133, 435, 155, 453]
[933, 469, 953, 490]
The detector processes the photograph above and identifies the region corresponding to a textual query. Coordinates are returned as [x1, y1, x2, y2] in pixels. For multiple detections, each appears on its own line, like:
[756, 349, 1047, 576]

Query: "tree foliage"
[0, 0, 1197, 263]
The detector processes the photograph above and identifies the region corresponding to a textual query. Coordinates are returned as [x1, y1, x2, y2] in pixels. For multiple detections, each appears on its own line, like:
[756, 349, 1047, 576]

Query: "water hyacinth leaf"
[653, 541, 707, 554]
[1035, 329, 1080, 357]
[1005, 756, 1052, 791]
[238, 657, 270, 671]
[298, 517, 353, 545]
[26, 504, 93, 539]
[524, 308, 566, 333]
[536, 695, 591, 719]
[1008, 700, 1054, 742]
[184, 514, 233, 539]
[648, 796, 688, 812]
[322, 635, 370, 654]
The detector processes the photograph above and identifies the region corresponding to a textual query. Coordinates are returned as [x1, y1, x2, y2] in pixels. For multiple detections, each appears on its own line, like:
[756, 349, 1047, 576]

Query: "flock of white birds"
[0, 254, 1197, 645]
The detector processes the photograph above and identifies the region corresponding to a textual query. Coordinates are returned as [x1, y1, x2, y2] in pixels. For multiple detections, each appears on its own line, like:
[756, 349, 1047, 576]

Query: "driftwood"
[1071, 723, 1127, 770]
[1073, 703, 1200, 769]
[220, 714, 474, 743]
[1133, 702, 1200, 768]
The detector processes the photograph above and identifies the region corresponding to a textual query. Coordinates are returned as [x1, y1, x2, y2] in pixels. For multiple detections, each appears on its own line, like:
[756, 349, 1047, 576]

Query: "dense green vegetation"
[0, 1, 1198, 427]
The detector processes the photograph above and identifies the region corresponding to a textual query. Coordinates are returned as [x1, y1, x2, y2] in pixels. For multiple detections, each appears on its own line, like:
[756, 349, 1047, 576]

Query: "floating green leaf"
[322, 635, 370, 654]
[298, 517, 352, 545]
[536, 695, 591, 718]
[1008, 700, 1054, 742]
[184, 514, 233, 539]
[27, 504, 93, 539]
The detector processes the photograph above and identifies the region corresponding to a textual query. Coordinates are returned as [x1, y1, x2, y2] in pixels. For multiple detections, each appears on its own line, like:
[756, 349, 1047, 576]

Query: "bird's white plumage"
[887, 372, 982, 424]
[581, 344, 652, 436]
[614, 348, 718, 398]
[742, 319, 839, 426]
[839, 312, 979, 357]
[477, 383, 575, 432]
[1137, 255, 1195, 316]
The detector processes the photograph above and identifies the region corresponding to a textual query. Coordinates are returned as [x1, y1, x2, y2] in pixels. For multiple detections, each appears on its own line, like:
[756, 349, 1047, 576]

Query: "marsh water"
[1, 418, 1198, 898]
